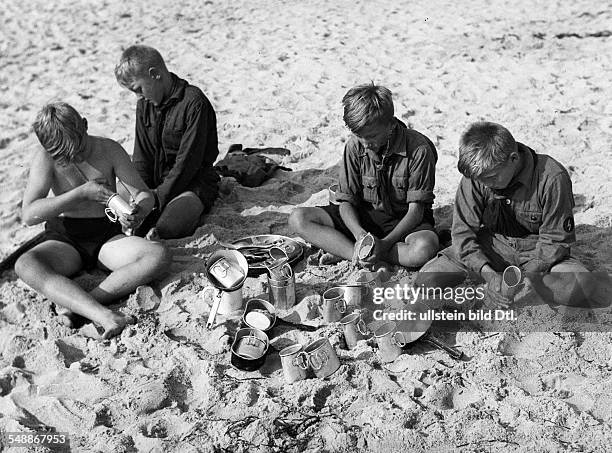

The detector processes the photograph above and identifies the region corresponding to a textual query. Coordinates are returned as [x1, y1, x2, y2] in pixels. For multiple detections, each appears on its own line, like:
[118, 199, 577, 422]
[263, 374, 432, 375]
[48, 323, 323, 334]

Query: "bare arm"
[338, 201, 367, 241]
[21, 150, 97, 225]
[111, 143, 154, 212]
[380, 202, 424, 248]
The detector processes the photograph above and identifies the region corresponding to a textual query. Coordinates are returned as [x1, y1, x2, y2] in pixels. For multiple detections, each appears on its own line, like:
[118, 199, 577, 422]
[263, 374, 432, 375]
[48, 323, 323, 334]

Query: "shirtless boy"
[15, 102, 168, 339]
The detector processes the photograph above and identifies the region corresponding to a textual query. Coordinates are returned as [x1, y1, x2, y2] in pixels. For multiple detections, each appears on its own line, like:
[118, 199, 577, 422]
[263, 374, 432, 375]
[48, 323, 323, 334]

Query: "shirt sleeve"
[406, 144, 436, 204]
[335, 140, 361, 206]
[524, 170, 575, 272]
[133, 102, 154, 188]
[452, 177, 491, 273]
[155, 99, 216, 208]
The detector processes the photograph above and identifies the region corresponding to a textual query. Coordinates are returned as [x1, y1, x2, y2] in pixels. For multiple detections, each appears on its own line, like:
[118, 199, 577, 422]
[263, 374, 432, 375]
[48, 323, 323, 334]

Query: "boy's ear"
[148, 67, 161, 80]
[82, 117, 88, 132]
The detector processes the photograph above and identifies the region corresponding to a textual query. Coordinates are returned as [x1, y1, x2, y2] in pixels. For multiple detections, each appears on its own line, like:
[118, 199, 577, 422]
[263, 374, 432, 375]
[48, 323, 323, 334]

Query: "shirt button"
[505, 199, 511, 205]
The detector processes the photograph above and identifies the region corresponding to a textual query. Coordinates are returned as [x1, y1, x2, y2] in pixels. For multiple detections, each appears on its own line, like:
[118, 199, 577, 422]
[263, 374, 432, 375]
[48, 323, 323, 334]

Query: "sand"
[1, 0, 611, 451]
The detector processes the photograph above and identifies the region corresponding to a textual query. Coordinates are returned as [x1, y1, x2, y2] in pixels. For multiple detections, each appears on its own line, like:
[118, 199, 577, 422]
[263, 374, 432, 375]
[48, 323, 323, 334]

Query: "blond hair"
[114, 45, 167, 89]
[457, 122, 517, 178]
[32, 102, 87, 165]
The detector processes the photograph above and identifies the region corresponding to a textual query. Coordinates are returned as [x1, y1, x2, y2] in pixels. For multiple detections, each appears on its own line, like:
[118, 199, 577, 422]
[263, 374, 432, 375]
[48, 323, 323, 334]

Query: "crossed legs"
[14, 236, 168, 338]
[289, 206, 438, 268]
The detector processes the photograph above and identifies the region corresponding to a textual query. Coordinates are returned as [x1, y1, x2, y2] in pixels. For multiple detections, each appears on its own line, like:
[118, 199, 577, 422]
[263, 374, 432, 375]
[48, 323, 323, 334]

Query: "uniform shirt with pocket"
[133, 73, 220, 209]
[335, 118, 438, 224]
[452, 143, 576, 273]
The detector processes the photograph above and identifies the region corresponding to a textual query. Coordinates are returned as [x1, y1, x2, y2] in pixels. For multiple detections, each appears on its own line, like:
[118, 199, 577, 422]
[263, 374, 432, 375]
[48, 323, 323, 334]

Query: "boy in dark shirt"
[115, 45, 219, 239]
[289, 83, 439, 268]
[417, 121, 595, 307]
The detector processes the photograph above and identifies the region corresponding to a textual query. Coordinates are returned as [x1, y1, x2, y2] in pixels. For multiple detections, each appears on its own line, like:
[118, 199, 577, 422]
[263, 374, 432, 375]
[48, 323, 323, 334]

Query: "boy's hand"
[79, 179, 114, 203]
[483, 273, 512, 308]
[118, 202, 148, 230]
[363, 236, 390, 265]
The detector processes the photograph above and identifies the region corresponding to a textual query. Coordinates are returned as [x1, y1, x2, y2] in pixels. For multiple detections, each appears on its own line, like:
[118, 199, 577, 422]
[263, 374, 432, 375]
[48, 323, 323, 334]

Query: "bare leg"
[14, 241, 130, 339]
[289, 207, 355, 259]
[385, 230, 439, 268]
[92, 235, 169, 304]
[155, 191, 204, 239]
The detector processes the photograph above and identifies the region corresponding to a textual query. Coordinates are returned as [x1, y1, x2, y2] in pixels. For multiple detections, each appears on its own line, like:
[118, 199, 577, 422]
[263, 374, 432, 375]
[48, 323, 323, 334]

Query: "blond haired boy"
[15, 102, 168, 339]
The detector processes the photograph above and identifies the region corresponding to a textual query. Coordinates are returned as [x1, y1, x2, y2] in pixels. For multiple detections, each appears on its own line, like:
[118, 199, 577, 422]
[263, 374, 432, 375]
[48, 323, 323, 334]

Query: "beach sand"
[1, 0, 611, 451]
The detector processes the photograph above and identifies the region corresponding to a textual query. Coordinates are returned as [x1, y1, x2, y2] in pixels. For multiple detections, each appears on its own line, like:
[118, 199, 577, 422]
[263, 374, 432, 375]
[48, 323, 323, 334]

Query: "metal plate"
[229, 234, 304, 276]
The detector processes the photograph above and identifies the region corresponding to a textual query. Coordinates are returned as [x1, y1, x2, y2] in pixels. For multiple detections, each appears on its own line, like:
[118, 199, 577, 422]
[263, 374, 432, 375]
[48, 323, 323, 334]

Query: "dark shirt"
[335, 118, 437, 224]
[452, 143, 576, 273]
[133, 73, 220, 209]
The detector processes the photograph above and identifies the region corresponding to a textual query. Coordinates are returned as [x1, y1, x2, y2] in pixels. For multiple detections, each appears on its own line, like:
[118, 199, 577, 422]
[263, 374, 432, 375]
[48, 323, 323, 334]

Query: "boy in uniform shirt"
[290, 83, 439, 269]
[115, 45, 219, 239]
[417, 121, 595, 307]
[15, 102, 168, 339]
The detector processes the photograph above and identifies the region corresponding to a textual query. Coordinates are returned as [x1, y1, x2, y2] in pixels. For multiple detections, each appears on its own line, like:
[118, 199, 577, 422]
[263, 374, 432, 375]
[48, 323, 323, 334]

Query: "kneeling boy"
[290, 83, 439, 268]
[417, 121, 595, 307]
[15, 102, 169, 339]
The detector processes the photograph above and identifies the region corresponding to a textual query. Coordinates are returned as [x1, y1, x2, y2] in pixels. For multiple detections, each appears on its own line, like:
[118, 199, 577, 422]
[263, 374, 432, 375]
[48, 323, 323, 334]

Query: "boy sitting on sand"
[114, 45, 220, 239]
[15, 102, 168, 339]
[290, 83, 439, 269]
[416, 121, 596, 307]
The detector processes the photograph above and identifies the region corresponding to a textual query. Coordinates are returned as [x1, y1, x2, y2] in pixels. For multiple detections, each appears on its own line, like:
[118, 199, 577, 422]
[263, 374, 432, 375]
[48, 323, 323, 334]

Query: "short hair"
[32, 102, 87, 165]
[457, 122, 517, 178]
[342, 83, 394, 133]
[114, 45, 167, 89]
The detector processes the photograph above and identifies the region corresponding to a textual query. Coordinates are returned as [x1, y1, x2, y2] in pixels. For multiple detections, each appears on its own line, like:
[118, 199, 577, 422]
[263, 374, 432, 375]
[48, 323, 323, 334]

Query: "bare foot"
[100, 312, 135, 340]
[55, 306, 88, 329]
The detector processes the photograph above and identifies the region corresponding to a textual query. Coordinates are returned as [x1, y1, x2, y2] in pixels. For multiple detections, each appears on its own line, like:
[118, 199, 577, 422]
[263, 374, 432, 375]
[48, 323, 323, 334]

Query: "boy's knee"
[147, 244, 171, 276]
[288, 208, 309, 233]
[14, 253, 32, 280]
[156, 218, 196, 240]
[409, 234, 439, 267]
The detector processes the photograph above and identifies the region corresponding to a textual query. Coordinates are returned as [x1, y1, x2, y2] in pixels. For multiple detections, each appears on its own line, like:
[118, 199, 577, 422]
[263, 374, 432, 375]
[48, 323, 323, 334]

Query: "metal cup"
[302, 337, 340, 379]
[242, 299, 276, 332]
[105, 193, 135, 222]
[268, 265, 296, 310]
[320, 287, 348, 323]
[279, 344, 308, 383]
[204, 250, 249, 328]
[231, 328, 269, 371]
[374, 321, 407, 363]
[339, 312, 370, 349]
[203, 286, 243, 316]
[501, 265, 523, 299]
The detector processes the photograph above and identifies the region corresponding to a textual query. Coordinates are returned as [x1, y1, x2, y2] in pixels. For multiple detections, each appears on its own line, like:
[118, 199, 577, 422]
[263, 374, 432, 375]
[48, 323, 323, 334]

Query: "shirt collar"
[514, 142, 535, 187]
[157, 73, 187, 110]
[359, 118, 407, 159]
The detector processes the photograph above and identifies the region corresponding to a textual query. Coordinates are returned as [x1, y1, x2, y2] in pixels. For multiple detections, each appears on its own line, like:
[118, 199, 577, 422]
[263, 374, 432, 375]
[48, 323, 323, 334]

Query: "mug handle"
[393, 331, 406, 347]
[204, 286, 222, 329]
[310, 350, 328, 370]
[104, 207, 118, 223]
[336, 298, 347, 314]
[356, 319, 370, 336]
[295, 352, 309, 370]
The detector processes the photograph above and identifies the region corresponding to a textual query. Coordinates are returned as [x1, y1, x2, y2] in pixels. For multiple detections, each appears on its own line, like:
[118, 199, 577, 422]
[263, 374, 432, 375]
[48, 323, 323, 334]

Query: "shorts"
[43, 216, 123, 269]
[319, 203, 435, 241]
